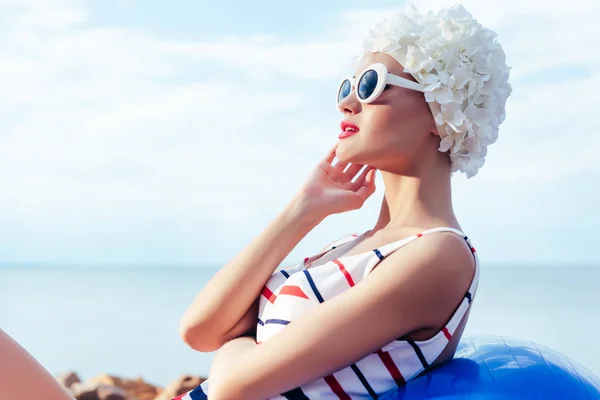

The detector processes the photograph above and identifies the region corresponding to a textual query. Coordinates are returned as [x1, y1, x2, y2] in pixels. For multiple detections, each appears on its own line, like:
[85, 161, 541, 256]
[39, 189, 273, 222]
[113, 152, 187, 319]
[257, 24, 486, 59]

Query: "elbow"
[179, 317, 223, 353]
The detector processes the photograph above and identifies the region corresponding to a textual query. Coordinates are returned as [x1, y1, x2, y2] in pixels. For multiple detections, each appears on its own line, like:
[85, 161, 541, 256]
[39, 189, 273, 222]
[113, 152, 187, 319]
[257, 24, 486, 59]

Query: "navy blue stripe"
[463, 236, 476, 261]
[408, 340, 430, 369]
[189, 384, 208, 400]
[280, 269, 290, 278]
[350, 364, 379, 399]
[373, 249, 384, 260]
[281, 387, 310, 399]
[303, 270, 324, 303]
[462, 235, 476, 302]
[257, 318, 264, 326]
[265, 319, 290, 326]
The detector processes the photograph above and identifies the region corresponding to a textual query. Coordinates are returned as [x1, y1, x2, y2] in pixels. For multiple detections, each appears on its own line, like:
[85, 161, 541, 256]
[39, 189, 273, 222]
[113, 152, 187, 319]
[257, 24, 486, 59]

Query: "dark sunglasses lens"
[338, 79, 352, 103]
[358, 70, 378, 100]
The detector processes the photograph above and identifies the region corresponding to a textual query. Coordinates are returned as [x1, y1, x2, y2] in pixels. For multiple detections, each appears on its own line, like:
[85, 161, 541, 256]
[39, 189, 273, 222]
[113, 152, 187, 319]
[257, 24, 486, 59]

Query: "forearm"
[208, 336, 258, 399]
[180, 199, 325, 350]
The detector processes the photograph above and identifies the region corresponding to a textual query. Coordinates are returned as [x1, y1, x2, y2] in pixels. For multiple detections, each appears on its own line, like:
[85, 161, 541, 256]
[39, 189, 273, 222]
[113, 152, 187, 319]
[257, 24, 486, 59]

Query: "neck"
[370, 155, 458, 234]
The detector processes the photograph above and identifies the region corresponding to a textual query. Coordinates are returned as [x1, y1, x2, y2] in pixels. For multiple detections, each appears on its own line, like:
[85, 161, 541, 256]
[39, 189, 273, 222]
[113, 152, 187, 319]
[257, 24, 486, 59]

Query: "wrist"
[284, 196, 327, 226]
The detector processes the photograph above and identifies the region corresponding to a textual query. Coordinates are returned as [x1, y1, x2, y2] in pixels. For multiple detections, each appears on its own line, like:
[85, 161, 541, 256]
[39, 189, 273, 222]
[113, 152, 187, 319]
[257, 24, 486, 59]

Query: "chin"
[335, 142, 360, 163]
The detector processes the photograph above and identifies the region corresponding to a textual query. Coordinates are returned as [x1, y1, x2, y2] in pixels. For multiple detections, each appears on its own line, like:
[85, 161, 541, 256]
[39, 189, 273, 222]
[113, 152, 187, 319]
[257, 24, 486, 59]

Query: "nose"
[337, 89, 361, 115]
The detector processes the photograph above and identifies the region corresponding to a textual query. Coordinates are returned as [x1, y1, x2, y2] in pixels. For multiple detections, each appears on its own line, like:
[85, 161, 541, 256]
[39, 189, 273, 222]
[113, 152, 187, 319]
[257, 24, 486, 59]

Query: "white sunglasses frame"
[337, 63, 425, 105]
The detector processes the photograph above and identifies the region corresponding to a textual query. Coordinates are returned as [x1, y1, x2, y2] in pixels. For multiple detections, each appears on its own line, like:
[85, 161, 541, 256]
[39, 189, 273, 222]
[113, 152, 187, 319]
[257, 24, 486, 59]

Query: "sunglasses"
[337, 63, 425, 105]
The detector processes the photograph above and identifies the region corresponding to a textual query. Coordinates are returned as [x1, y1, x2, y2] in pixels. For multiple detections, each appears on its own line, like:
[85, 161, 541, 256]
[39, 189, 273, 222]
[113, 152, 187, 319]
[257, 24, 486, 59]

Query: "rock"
[153, 375, 206, 400]
[71, 381, 127, 400]
[87, 373, 161, 400]
[56, 371, 82, 389]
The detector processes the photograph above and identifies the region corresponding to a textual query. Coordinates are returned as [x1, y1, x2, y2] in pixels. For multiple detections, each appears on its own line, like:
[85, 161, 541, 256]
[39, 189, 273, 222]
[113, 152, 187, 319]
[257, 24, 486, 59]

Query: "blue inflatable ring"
[381, 335, 600, 399]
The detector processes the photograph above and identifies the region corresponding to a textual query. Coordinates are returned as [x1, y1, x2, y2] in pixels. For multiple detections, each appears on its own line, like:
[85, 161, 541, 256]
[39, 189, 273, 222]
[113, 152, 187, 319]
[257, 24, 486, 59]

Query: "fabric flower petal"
[356, 4, 512, 178]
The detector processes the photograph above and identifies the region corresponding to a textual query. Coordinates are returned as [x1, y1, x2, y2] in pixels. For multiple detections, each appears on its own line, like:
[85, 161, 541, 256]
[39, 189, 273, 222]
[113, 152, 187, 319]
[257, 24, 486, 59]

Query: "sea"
[1, 265, 599, 388]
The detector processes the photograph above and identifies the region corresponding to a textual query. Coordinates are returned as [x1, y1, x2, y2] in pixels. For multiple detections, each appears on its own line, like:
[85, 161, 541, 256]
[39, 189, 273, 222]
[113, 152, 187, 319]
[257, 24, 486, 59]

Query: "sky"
[0, 0, 598, 268]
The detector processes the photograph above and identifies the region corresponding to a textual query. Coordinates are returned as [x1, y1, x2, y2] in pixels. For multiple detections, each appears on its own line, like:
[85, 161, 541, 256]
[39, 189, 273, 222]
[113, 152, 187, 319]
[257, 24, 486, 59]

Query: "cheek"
[361, 93, 432, 141]
[365, 105, 421, 140]
[364, 106, 399, 136]
[391, 99, 433, 136]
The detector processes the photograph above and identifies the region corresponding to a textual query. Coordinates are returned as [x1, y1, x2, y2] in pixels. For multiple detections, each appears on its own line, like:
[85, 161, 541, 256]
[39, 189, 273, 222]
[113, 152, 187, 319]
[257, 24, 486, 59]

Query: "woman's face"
[336, 52, 439, 174]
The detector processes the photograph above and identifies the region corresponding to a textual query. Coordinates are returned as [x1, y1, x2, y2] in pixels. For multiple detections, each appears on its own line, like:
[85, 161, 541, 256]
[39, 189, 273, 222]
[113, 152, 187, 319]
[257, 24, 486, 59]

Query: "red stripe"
[471, 247, 476, 253]
[442, 327, 452, 340]
[172, 393, 187, 400]
[261, 286, 276, 303]
[333, 260, 355, 287]
[323, 374, 351, 400]
[279, 285, 309, 299]
[376, 349, 406, 387]
[416, 233, 423, 238]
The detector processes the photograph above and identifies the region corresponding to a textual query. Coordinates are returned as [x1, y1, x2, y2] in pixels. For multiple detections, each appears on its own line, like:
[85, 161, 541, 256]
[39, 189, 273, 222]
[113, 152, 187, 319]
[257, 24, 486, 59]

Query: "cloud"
[0, 0, 598, 266]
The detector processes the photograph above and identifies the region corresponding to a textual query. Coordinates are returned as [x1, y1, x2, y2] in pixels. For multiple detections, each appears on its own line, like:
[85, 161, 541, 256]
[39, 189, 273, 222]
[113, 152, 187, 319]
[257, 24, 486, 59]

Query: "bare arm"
[221, 296, 260, 343]
[0, 329, 74, 400]
[209, 233, 476, 400]
[179, 200, 324, 352]
[179, 142, 377, 352]
[218, 232, 357, 346]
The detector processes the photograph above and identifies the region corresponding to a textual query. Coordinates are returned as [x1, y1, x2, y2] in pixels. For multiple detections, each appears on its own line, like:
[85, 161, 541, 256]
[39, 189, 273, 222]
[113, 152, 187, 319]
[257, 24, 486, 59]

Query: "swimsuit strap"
[377, 226, 467, 254]
[303, 232, 362, 266]
[377, 226, 480, 298]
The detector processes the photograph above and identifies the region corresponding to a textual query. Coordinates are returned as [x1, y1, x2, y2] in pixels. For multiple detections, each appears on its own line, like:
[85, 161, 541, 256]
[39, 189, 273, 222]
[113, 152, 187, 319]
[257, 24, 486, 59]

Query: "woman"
[0, 4, 511, 400]
[176, 5, 511, 400]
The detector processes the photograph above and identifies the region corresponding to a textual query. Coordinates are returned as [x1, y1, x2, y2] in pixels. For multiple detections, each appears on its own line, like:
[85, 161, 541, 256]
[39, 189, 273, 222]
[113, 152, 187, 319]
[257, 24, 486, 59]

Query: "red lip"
[339, 121, 360, 139]
[340, 121, 360, 132]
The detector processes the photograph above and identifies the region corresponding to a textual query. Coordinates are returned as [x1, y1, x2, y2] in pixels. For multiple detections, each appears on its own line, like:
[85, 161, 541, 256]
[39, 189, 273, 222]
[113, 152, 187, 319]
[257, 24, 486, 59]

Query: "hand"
[292, 142, 377, 219]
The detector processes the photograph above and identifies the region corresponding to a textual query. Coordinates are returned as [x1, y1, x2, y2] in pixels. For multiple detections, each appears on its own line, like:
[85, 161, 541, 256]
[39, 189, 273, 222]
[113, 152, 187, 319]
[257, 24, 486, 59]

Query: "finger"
[344, 163, 366, 180]
[324, 142, 339, 164]
[365, 168, 377, 188]
[362, 168, 377, 190]
[333, 159, 349, 172]
[352, 165, 375, 189]
[356, 169, 377, 198]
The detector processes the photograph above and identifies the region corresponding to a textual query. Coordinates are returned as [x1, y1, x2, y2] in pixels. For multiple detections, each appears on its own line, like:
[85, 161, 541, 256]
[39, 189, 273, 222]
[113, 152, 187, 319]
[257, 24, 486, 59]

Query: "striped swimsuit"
[175, 227, 480, 400]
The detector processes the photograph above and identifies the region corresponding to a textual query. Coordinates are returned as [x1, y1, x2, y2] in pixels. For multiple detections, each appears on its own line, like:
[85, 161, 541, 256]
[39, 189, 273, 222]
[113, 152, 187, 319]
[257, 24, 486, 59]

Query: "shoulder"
[368, 230, 476, 327]
[386, 230, 474, 273]
[413, 230, 475, 270]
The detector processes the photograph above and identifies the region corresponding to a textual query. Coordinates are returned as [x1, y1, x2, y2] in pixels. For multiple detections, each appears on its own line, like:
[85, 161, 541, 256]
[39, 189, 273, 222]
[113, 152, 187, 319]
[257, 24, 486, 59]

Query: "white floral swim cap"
[354, 4, 512, 178]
